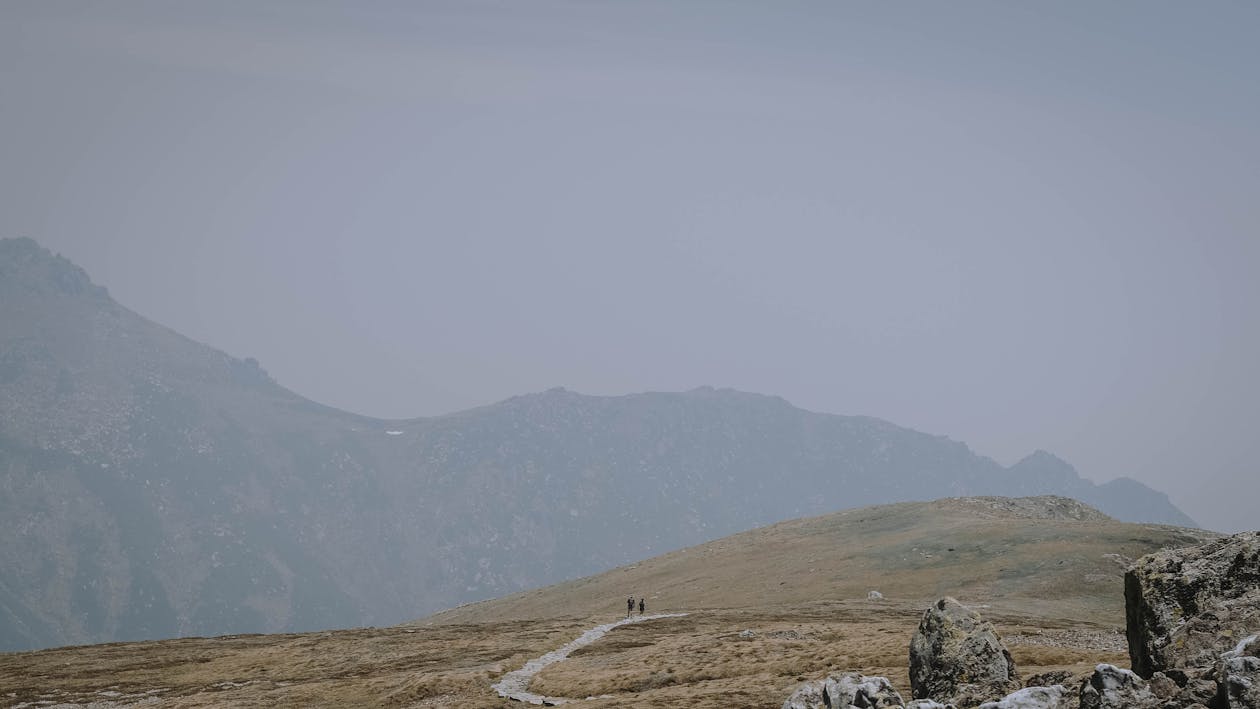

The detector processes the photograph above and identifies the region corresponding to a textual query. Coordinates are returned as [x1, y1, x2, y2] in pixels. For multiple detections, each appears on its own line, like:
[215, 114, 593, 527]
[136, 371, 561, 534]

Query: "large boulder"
[909, 597, 1020, 706]
[1125, 531, 1260, 679]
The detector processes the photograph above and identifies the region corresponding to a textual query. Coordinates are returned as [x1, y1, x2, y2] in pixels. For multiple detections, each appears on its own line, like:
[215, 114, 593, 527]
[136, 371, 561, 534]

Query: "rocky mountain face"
[0, 238, 1197, 651]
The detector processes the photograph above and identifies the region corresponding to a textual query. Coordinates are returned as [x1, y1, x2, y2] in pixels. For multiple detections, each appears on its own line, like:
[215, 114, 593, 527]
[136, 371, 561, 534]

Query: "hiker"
[627, 596, 634, 617]
[638, 597, 645, 615]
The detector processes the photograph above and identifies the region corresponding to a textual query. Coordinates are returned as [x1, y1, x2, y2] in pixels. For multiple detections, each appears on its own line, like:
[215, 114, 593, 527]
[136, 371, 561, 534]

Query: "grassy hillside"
[426, 496, 1213, 627]
[0, 496, 1216, 708]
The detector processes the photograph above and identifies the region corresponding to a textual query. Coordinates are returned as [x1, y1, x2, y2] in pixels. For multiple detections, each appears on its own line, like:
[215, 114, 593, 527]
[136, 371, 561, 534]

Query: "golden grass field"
[0, 497, 1216, 708]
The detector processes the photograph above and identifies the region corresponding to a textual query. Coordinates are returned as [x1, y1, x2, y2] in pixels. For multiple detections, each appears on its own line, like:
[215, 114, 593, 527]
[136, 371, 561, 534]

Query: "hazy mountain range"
[0, 237, 1195, 651]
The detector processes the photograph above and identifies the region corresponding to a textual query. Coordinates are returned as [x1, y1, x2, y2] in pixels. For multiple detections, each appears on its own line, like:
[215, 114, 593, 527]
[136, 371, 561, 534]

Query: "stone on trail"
[1125, 531, 1260, 679]
[909, 597, 1020, 706]
[976, 685, 1070, 709]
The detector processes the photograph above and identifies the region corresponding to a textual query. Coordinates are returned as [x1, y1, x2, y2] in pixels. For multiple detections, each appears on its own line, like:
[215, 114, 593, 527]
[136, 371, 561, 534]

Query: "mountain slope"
[0, 237, 1196, 651]
[427, 495, 1214, 627]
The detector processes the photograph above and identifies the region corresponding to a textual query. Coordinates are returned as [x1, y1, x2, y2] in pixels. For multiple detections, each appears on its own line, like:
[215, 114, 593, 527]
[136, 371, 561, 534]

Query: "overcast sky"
[3, 1, 1257, 532]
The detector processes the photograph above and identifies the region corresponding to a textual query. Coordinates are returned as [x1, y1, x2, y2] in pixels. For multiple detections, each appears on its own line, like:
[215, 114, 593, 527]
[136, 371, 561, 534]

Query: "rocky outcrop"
[1125, 531, 1260, 679]
[978, 685, 1070, 709]
[909, 597, 1020, 706]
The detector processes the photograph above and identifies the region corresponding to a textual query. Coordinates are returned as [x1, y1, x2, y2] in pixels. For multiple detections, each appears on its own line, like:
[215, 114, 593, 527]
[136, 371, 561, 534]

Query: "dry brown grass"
[0, 602, 1132, 708]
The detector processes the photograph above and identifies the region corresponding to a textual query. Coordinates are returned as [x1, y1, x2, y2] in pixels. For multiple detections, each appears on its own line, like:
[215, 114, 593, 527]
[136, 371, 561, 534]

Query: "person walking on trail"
[627, 596, 634, 617]
[638, 597, 645, 615]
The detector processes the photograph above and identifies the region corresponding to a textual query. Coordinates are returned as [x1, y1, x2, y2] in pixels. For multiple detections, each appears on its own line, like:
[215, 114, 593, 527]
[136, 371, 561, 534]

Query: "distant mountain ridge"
[0, 237, 1195, 651]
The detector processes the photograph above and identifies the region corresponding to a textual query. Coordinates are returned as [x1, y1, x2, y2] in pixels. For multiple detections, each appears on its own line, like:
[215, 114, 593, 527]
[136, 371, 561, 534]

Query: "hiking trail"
[491, 613, 689, 705]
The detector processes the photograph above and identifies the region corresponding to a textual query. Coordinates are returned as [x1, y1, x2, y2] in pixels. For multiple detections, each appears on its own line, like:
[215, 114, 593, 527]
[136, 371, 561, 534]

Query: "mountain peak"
[1017, 449, 1070, 466]
[0, 237, 108, 299]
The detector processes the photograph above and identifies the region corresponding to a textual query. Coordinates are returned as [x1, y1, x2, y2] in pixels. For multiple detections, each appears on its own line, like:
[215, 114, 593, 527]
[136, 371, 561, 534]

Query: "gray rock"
[977, 685, 1070, 709]
[1219, 635, 1260, 709]
[906, 701, 955, 709]
[782, 674, 905, 709]
[1125, 531, 1260, 678]
[1178, 678, 1220, 707]
[822, 673, 906, 708]
[782, 679, 826, 709]
[1023, 671, 1089, 692]
[909, 597, 1020, 705]
[1078, 664, 1161, 709]
[869, 590, 885, 601]
[1147, 671, 1181, 700]
[739, 629, 757, 638]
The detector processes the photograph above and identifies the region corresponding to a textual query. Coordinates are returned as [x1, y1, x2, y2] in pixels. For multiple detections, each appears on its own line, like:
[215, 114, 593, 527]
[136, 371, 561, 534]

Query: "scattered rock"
[869, 590, 886, 601]
[909, 597, 1020, 706]
[1218, 634, 1260, 709]
[739, 629, 757, 639]
[1125, 531, 1260, 678]
[1005, 629, 1127, 654]
[906, 701, 956, 709]
[1177, 678, 1220, 707]
[1078, 664, 1161, 709]
[1023, 671, 1088, 692]
[977, 684, 1070, 709]
[1147, 671, 1181, 701]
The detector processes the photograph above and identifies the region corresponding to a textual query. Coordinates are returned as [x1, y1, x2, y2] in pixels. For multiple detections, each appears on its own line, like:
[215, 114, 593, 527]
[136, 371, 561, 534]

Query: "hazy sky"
[3, 1, 1257, 532]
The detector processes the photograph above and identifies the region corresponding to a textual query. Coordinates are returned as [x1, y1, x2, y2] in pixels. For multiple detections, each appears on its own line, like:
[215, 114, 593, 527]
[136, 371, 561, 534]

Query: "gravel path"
[491, 613, 689, 705]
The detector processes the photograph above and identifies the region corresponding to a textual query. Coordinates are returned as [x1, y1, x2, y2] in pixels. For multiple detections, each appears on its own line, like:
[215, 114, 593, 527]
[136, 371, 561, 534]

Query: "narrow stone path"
[491, 613, 689, 705]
